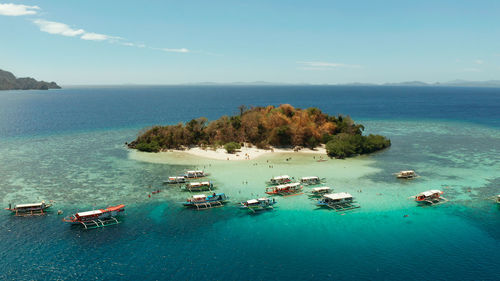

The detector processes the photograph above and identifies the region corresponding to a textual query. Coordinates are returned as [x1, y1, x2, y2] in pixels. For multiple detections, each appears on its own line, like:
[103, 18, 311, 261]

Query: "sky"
[1, 0, 499, 85]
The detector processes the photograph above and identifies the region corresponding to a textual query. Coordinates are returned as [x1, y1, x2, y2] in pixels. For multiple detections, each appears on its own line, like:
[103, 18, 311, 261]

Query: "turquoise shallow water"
[0, 86, 499, 280]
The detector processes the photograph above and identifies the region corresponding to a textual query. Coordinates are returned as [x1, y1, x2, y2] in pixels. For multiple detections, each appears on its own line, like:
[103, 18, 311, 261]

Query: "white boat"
[415, 190, 445, 204]
[309, 186, 332, 197]
[300, 176, 325, 185]
[185, 181, 214, 191]
[265, 182, 302, 195]
[395, 170, 417, 179]
[184, 170, 207, 178]
[5, 201, 52, 216]
[164, 176, 187, 184]
[317, 192, 360, 211]
[266, 175, 292, 185]
[239, 197, 277, 212]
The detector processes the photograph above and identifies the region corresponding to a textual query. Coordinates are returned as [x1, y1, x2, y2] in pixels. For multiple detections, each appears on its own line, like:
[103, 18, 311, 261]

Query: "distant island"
[128, 105, 391, 158]
[0, 69, 61, 90]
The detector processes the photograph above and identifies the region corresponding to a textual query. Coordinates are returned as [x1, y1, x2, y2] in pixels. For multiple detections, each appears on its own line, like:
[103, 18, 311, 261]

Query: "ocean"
[0, 85, 499, 280]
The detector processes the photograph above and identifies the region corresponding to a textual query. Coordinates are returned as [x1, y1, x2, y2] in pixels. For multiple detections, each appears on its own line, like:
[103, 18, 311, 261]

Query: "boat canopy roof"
[258, 197, 269, 201]
[312, 186, 330, 192]
[77, 210, 103, 217]
[276, 182, 300, 190]
[418, 190, 442, 197]
[273, 175, 290, 180]
[15, 202, 44, 208]
[324, 192, 352, 200]
[301, 176, 319, 180]
[192, 194, 206, 199]
[400, 170, 415, 174]
[246, 199, 259, 204]
[187, 170, 203, 173]
[200, 181, 210, 185]
[188, 182, 201, 186]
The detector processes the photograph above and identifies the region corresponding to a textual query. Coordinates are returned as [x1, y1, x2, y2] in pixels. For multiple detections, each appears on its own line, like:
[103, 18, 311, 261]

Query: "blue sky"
[1, 0, 499, 85]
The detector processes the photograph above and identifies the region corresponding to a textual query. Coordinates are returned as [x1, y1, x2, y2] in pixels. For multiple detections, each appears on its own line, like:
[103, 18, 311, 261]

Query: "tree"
[224, 142, 241, 154]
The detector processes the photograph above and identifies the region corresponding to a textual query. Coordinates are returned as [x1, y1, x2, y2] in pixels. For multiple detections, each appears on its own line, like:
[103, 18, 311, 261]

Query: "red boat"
[63, 204, 125, 229]
[265, 183, 302, 195]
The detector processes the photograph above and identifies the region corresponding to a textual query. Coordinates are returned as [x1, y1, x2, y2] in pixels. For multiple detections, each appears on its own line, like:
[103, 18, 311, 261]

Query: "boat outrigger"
[184, 181, 214, 192]
[183, 193, 229, 210]
[239, 197, 276, 213]
[62, 204, 125, 229]
[266, 175, 292, 185]
[265, 182, 302, 195]
[317, 192, 360, 211]
[184, 170, 207, 179]
[300, 176, 325, 185]
[414, 190, 447, 205]
[164, 176, 187, 184]
[5, 201, 52, 216]
[395, 170, 417, 179]
[309, 186, 332, 197]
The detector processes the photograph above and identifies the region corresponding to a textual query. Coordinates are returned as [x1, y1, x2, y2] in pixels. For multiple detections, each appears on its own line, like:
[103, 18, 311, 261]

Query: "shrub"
[136, 141, 160, 152]
[224, 142, 241, 154]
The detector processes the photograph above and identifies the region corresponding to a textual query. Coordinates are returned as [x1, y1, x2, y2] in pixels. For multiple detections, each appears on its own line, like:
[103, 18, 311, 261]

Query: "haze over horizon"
[1, 0, 499, 85]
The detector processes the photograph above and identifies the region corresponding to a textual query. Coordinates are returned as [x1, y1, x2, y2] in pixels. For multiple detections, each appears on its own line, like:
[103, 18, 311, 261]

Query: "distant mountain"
[441, 80, 500, 87]
[383, 81, 432, 86]
[0, 69, 61, 90]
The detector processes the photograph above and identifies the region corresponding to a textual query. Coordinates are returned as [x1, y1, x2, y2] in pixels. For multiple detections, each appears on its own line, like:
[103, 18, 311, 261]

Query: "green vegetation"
[325, 133, 391, 159]
[0, 69, 61, 90]
[128, 104, 390, 158]
[224, 142, 241, 153]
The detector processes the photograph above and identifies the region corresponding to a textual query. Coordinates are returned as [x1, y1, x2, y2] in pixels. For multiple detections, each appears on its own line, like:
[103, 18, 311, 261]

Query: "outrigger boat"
[164, 176, 187, 184]
[62, 204, 125, 229]
[239, 197, 276, 213]
[265, 182, 302, 195]
[414, 190, 447, 205]
[266, 175, 292, 185]
[300, 176, 325, 185]
[184, 170, 208, 179]
[183, 193, 229, 210]
[317, 192, 360, 211]
[309, 186, 332, 197]
[395, 170, 417, 179]
[184, 181, 214, 192]
[5, 201, 52, 216]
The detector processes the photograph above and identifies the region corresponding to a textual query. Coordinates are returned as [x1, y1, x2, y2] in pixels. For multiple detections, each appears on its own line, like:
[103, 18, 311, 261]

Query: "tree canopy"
[128, 104, 390, 158]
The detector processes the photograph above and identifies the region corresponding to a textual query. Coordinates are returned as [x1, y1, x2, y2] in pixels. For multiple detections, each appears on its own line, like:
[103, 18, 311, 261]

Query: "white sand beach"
[147, 145, 327, 161]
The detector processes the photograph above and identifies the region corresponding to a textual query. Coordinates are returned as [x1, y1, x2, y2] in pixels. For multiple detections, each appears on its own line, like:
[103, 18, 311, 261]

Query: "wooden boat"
[414, 190, 446, 205]
[309, 186, 332, 197]
[395, 170, 417, 179]
[265, 182, 302, 195]
[184, 170, 207, 179]
[184, 181, 214, 192]
[62, 204, 125, 229]
[5, 201, 52, 216]
[266, 175, 292, 185]
[239, 197, 276, 212]
[300, 176, 325, 185]
[317, 192, 360, 211]
[183, 193, 229, 210]
[164, 176, 186, 184]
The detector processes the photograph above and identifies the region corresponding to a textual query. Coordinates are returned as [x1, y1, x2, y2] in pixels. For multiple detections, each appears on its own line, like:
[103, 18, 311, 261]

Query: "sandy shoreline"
[141, 145, 327, 161]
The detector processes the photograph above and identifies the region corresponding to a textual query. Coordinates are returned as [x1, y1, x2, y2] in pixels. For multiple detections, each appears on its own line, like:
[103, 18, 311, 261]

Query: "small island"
[128, 104, 390, 159]
[0, 69, 61, 90]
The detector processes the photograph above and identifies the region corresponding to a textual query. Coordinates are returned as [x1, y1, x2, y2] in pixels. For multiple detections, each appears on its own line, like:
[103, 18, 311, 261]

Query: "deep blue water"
[0, 86, 499, 281]
[1, 85, 499, 137]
